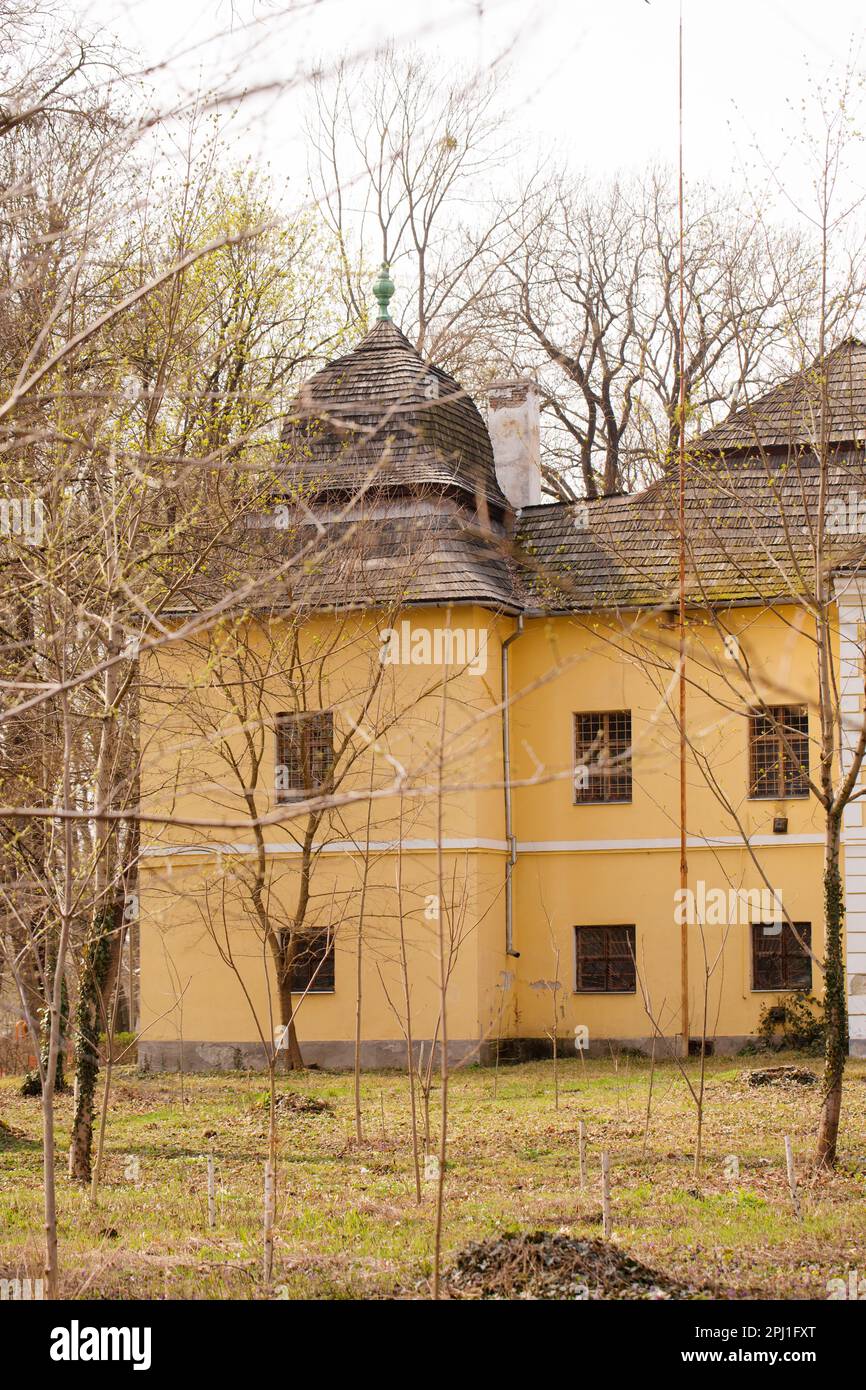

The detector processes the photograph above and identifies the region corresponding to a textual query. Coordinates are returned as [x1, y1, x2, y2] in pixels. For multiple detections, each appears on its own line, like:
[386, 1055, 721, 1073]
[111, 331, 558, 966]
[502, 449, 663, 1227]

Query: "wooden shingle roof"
[693, 339, 866, 452]
[517, 450, 866, 612]
[274, 511, 519, 611]
[163, 503, 519, 617]
[281, 319, 510, 513]
[165, 337, 866, 621]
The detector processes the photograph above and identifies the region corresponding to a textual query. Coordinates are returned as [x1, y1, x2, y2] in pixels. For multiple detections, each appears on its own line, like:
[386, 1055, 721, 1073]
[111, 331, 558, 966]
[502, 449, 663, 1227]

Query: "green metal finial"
[372, 261, 395, 320]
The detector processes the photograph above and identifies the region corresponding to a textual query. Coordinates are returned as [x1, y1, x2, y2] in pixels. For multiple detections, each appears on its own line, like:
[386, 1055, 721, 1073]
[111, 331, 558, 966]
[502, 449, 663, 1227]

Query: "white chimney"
[487, 379, 542, 510]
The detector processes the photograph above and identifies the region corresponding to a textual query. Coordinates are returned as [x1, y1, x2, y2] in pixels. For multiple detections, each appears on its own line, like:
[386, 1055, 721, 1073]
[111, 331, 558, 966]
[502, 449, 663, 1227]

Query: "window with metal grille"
[275, 711, 334, 802]
[751, 921, 811, 991]
[575, 925, 636, 992]
[573, 711, 632, 803]
[290, 930, 335, 993]
[748, 705, 809, 799]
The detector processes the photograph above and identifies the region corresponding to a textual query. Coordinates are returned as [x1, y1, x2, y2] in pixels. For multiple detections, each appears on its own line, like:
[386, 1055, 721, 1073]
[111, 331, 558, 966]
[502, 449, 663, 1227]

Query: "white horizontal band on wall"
[517, 834, 824, 852]
[139, 838, 506, 857]
[140, 832, 825, 859]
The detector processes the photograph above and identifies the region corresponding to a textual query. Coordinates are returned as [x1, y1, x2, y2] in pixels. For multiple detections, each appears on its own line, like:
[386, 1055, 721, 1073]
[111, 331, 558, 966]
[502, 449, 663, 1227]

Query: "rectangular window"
[749, 705, 809, 799]
[290, 930, 335, 993]
[573, 711, 632, 804]
[275, 711, 334, 802]
[575, 925, 636, 993]
[751, 921, 812, 991]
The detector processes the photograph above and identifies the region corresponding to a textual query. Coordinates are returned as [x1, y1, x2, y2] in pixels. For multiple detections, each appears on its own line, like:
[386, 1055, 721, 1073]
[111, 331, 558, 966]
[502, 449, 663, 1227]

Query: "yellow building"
[138, 279, 866, 1068]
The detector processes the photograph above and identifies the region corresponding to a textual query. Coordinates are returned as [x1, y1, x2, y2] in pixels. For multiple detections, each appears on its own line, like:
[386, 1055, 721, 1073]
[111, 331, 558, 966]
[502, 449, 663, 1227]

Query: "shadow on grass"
[0, 1121, 40, 1152]
[95, 1142, 349, 1167]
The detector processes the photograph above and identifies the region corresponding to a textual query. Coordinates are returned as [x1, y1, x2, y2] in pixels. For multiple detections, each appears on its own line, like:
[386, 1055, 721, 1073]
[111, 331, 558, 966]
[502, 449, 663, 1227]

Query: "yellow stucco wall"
[138, 598, 833, 1061]
[503, 606, 828, 1045]
[139, 605, 508, 1058]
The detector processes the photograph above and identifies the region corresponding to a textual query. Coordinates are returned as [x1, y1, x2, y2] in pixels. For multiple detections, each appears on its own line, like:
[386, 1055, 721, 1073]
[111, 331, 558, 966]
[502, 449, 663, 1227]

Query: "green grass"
[1, 1053, 865, 1299]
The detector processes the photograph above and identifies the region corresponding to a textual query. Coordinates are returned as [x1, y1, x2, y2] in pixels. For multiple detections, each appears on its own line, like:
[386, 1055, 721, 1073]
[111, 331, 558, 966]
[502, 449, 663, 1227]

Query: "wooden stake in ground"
[263, 1159, 275, 1284]
[578, 1120, 587, 1190]
[601, 1150, 611, 1237]
[207, 1154, 216, 1231]
[784, 1136, 801, 1221]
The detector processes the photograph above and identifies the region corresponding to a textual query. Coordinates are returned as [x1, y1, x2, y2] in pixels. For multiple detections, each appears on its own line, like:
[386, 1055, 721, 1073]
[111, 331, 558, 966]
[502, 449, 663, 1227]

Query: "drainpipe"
[501, 614, 524, 957]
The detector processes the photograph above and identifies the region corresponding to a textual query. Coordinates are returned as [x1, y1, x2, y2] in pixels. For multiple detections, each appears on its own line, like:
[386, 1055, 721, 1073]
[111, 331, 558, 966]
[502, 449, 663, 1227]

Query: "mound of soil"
[273, 1091, 333, 1115]
[444, 1231, 695, 1300]
[745, 1065, 817, 1087]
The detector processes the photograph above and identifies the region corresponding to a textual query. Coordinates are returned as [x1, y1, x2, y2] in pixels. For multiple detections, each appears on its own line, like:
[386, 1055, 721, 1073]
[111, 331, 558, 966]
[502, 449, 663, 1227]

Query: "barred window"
[749, 705, 809, 799]
[290, 930, 335, 993]
[574, 711, 632, 803]
[275, 711, 334, 802]
[752, 921, 811, 991]
[575, 925, 636, 993]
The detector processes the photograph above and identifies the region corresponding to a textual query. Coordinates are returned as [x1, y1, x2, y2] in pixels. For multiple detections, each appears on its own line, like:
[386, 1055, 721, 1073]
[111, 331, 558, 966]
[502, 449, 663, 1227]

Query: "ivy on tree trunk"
[815, 822, 847, 1169]
[68, 906, 117, 1182]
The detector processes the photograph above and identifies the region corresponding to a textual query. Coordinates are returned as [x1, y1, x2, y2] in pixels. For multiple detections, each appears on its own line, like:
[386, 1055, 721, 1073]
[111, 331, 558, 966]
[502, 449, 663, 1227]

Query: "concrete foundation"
[137, 1033, 781, 1072]
[489, 1035, 753, 1061]
[138, 1038, 484, 1072]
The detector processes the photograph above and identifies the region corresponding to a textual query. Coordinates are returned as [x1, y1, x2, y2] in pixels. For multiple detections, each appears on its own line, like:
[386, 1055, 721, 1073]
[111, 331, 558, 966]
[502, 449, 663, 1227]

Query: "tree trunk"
[69, 608, 122, 1181]
[815, 818, 847, 1169]
[43, 670, 77, 1298]
[21, 964, 69, 1097]
[9, 917, 44, 1040]
[68, 903, 122, 1181]
[262, 828, 317, 1075]
[277, 961, 305, 1071]
[28, 975, 70, 1095]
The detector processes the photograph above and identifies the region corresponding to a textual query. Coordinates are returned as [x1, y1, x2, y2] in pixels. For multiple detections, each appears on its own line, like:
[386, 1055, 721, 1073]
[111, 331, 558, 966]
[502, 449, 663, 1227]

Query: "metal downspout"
[502, 613, 524, 957]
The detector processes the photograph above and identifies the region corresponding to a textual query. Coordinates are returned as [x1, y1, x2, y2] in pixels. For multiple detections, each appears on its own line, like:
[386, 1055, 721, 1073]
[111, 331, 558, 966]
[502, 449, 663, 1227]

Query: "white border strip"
[140, 837, 507, 857]
[140, 832, 824, 859]
[518, 834, 823, 852]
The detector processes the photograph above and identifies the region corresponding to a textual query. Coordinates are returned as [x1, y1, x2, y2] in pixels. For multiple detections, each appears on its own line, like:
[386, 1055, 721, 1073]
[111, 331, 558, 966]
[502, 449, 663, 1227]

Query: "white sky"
[80, 0, 866, 216]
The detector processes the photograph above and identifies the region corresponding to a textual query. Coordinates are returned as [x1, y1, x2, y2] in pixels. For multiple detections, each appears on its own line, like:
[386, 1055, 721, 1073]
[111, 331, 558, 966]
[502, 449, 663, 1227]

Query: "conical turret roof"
[282, 318, 509, 512]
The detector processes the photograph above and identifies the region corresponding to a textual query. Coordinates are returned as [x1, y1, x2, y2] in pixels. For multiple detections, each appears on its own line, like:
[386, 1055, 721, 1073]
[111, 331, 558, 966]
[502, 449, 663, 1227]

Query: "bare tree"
[306, 45, 517, 369]
[481, 169, 817, 500]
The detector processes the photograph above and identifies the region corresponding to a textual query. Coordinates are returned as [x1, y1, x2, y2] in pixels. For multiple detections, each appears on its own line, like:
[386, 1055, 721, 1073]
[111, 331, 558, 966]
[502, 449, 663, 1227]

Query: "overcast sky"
[82, 0, 866, 218]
